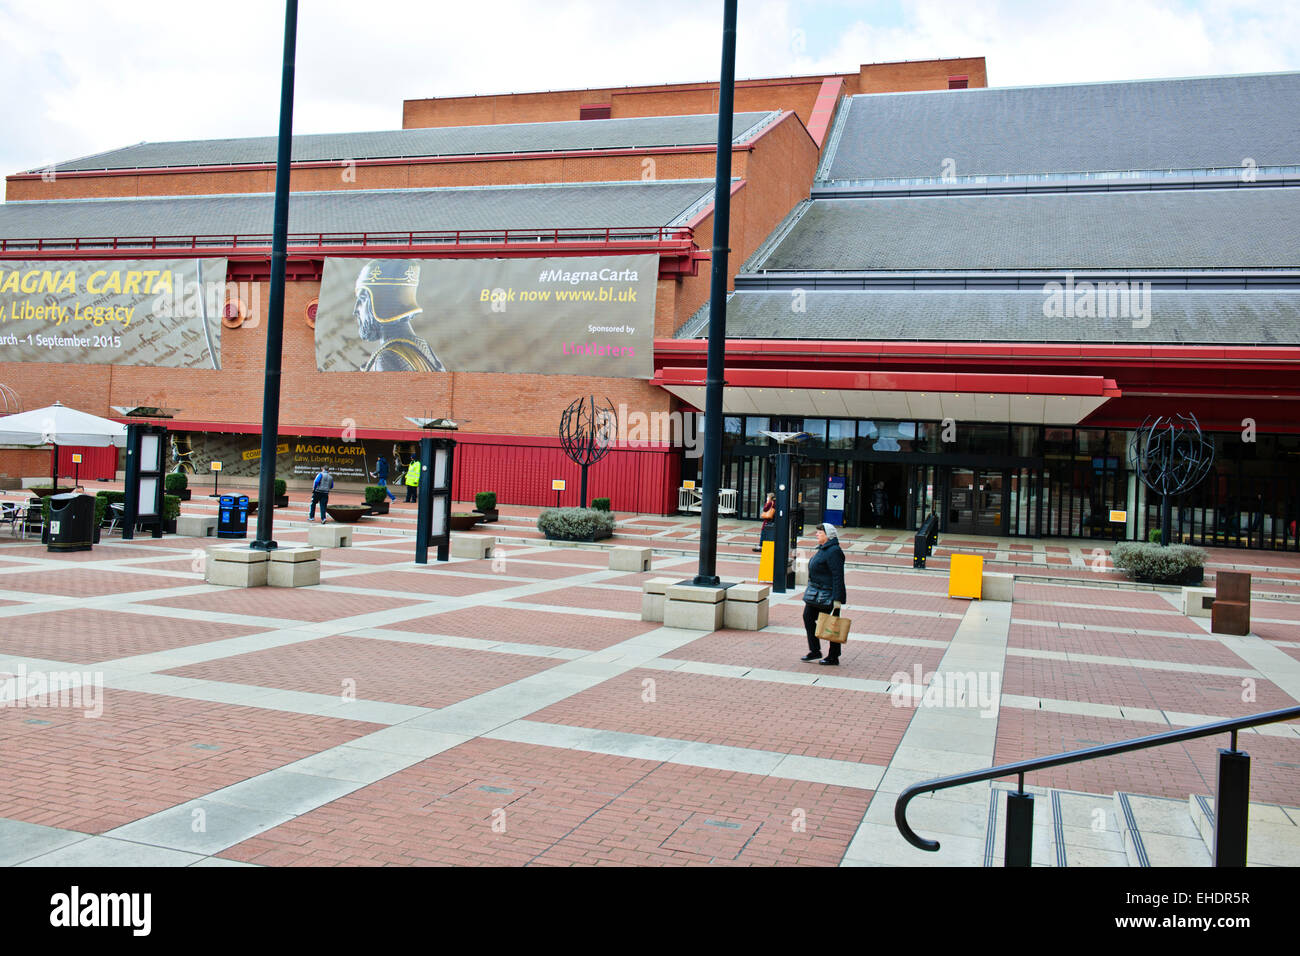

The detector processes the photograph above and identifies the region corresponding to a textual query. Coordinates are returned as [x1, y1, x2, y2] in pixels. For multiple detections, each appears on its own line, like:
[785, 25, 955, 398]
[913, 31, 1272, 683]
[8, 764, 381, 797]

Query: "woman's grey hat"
[821, 522, 838, 538]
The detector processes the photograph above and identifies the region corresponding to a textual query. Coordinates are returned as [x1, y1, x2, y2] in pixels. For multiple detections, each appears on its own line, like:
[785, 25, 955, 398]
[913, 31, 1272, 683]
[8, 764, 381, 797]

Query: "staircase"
[983, 783, 1300, 866]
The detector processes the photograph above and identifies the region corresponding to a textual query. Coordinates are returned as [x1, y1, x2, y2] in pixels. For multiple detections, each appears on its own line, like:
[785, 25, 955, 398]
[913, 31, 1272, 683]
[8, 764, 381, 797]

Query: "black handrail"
[895, 704, 1300, 853]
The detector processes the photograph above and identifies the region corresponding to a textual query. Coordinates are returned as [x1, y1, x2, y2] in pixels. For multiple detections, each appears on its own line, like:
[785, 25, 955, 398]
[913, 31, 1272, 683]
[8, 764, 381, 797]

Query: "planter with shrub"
[474, 491, 498, 523]
[274, 478, 289, 509]
[364, 486, 390, 515]
[1111, 542, 1207, 585]
[537, 507, 615, 542]
[591, 497, 610, 512]
[163, 494, 180, 534]
[165, 471, 191, 501]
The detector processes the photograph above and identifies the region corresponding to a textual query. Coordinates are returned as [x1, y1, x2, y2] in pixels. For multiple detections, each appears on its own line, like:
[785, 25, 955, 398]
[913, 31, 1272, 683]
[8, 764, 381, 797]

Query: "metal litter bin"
[48, 493, 95, 553]
[218, 494, 249, 539]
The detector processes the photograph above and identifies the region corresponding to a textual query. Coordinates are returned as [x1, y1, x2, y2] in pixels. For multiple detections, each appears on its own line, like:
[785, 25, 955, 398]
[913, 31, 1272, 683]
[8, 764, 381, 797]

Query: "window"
[579, 104, 611, 120]
[948, 75, 969, 90]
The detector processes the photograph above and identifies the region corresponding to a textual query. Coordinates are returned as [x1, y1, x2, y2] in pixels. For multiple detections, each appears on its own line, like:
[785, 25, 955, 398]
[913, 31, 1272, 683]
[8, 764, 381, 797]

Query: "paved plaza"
[1, 492, 1298, 867]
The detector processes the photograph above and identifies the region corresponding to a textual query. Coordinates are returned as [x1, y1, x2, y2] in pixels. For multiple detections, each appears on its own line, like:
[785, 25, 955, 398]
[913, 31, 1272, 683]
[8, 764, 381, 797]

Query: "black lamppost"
[251, 0, 297, 552]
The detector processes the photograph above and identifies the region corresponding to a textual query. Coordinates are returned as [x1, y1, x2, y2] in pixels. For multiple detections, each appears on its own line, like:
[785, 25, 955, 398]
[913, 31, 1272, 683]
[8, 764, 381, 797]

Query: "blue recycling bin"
[217, 494, 249, 539]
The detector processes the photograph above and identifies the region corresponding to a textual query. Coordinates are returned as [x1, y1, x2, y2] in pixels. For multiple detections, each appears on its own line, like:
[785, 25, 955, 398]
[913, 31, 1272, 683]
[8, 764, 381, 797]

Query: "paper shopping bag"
[815, 612, 852, 643]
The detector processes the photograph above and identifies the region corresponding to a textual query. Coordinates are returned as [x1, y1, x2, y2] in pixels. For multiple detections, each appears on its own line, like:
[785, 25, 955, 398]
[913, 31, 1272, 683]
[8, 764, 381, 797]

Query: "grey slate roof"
[694, 290, 1300, 345]
[0, 180, 716, 241]
[32, 113, 773, 173]
[824, 73, 1300, 181]
[753, 188, 1300, 272]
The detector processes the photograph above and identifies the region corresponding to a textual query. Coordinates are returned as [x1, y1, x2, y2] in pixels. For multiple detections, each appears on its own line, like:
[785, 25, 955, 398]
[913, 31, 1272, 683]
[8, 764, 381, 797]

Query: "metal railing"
[895, 704, 1300, 866]
[0, 225, 695, 255]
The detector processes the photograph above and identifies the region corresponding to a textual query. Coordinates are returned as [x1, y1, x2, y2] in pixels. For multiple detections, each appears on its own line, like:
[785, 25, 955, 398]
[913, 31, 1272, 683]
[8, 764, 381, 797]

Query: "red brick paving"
[767, 601, 960, 642]
[328, 569, 509, 597]
[1012, 603, 1201, 634]
[322, 547, 417, 565]
[531, 668, 912, 765]
[510, 585, 642, 615]
[146, 588, 422, 623]
[1008, 623, 1250, 668]
[1254, 601, 1300, 622]
[1016, 583, 1176, 610]
[389, 605, 658, 651]
[217, 739, 873, 866]
[0, 689, 380, 833]
[671, 628, 947, 684]
[0, 568, 194, 597]
[0, 608, 269, 663]
[162, 636, 561, 708]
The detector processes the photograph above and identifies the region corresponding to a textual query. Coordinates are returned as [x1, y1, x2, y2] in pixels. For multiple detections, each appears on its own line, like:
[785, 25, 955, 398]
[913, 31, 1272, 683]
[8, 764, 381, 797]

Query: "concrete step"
[1188, 794, 1300, 866]
[987, 784, 1127, 866]
[1114, 792, 1212, 867]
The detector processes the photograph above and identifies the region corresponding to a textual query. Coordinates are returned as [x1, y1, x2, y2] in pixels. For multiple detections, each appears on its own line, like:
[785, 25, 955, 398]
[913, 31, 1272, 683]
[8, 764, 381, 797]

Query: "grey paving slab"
[285, 744, 434, 783]
[190, 856, 261, 867]
[19, 836, 205, 867]
[345, 726, 471, 757]
[105, 800, 294, 856]
[202, 770, 363, 815]
[670, 740, 785, 775]
[486, 719, 690, 761]
[768, 754, 884, 790]
[0, 817, 89, 866]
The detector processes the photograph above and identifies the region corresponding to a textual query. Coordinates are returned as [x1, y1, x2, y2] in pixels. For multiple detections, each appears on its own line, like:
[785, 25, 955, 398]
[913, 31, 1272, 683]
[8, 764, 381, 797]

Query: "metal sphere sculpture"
[1128, 413, 1215, 545]
[559, 396, 616, 508]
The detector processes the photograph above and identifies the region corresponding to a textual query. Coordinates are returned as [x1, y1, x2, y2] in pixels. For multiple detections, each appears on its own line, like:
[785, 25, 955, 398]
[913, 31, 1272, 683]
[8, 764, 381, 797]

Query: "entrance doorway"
[947, 468, 1006, 535]
[856, 462, 909, 529]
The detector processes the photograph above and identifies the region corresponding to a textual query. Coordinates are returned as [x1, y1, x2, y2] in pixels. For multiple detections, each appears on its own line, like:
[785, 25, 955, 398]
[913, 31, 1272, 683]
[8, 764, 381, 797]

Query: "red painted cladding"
[57, 445, 118, 481]
[450, 434, 676, 513]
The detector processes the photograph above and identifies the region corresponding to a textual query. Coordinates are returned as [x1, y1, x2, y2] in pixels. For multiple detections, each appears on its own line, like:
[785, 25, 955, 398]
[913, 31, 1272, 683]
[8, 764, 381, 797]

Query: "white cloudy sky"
[1, 0, 1297, 181]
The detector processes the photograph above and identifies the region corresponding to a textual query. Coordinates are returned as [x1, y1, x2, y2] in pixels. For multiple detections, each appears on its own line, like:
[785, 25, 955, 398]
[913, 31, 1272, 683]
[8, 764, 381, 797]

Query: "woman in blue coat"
[801, 522, 847, 665]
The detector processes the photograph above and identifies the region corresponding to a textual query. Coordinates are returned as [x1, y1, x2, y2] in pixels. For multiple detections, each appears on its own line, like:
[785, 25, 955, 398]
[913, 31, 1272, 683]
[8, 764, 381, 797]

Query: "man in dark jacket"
[371, 456, 397, 501]
[801, 522, 847, 665]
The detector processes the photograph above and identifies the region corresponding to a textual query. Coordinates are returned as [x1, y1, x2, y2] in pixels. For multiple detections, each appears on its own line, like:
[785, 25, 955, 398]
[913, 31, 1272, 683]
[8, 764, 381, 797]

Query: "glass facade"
[689, 416, 1300, 550]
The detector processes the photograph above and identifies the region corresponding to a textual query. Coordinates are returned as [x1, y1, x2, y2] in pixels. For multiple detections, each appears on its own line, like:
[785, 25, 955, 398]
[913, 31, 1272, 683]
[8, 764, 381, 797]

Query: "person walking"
[372, 455, 397, 501]
[800, 522, 847, 665]
[872, 481, 889, 528]
[404, 459, 421, 503]
[309, 466, 333, 523]
[753, 492, 776, 552]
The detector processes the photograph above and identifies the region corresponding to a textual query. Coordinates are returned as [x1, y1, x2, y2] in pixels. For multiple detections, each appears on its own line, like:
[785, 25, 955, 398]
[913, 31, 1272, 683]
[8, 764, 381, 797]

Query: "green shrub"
[165, 472, 188, 492]
[364, 485, 387, 505]
[1111, 542, 1207, 583]
[94, 495, 107, 528]
[97, 490, 125, 507]
[1148, 527, 1163, 543]
[475, 491, 497, 512]
[163, 494, 180, 521]
[537, 507, 615, 541]
[274, 478, 287, 497]
[591, 497, 610, 512]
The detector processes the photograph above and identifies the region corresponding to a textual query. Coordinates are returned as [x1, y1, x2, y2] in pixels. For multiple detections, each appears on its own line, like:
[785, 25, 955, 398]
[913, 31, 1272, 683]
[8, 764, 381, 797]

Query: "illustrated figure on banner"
[353, 259, 446, 372]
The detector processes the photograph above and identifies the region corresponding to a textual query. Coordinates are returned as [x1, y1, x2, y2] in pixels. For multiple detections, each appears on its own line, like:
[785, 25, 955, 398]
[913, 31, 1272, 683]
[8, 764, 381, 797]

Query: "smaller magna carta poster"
[314, 254, 657, 379]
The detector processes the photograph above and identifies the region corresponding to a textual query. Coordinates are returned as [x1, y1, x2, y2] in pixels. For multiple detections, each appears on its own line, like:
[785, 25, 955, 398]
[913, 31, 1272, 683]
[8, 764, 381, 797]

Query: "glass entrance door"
[947, 468, 1006, 535]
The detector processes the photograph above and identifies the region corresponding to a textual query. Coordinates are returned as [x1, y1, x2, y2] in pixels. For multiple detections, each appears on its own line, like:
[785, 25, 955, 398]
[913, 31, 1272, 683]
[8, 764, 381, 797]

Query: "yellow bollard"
[758, 539, 775, 584]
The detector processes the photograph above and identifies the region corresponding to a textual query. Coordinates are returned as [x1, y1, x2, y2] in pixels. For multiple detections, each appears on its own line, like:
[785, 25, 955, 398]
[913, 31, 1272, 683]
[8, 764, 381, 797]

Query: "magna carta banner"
[0, 259, 226, 369]
[314, 255, 658, 379]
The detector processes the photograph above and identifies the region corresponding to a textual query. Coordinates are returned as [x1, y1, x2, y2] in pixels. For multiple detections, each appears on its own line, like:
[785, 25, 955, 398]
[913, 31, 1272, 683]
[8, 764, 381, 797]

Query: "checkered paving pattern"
[1, 509, 1297, 867]
[217, 739, 872, 866]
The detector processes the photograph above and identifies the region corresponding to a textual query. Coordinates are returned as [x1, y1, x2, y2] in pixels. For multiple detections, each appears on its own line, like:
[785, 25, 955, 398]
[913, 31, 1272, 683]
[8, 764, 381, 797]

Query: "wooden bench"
[1210, 570, 1251, 636]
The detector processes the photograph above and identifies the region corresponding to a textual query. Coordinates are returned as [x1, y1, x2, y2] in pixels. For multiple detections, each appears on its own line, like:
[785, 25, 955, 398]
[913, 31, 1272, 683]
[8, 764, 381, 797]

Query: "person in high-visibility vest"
[404, 459, 422, 502]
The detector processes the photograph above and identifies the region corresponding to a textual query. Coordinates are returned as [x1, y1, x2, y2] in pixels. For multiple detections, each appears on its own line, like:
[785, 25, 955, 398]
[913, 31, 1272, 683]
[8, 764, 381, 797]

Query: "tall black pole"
[693, 0, 736, 588]
[251, 0, 298, 551]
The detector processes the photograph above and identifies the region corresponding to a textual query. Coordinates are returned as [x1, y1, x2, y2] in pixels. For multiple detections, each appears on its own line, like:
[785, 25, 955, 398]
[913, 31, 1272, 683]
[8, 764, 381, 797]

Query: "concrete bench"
[268, 547, 321, 588]
[308, 525, 352, 548]
[981, 572, 1014, 602]
[640, 577, 677, 622]
[205, 547, 268, 587]
[664, 583, 725, 630]
[724, 582, 770, 630]
[176, 514, 217, 537]
[451, 535, 494, 559]
[1181, 586, 1214, 618]
[609, 546, 652, 572]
